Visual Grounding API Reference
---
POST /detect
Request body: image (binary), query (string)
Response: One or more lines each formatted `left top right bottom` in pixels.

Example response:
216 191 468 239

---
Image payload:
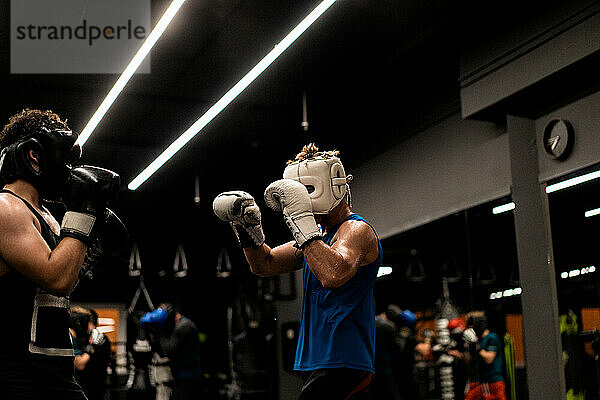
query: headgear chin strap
0 127 81 198
283 155 353 214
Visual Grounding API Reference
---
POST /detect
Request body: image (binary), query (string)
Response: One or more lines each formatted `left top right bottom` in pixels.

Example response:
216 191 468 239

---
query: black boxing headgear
0 126 81 197
70 310 91 339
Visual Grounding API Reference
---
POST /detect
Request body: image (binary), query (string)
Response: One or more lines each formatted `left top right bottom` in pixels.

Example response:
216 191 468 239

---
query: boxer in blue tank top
214 143 382 399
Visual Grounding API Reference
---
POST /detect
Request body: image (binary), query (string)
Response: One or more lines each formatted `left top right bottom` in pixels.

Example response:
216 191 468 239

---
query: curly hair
287 143 340 165
70 305 91 316
0 108 70 149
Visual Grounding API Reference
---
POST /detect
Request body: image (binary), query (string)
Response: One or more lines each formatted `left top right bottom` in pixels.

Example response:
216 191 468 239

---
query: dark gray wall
460 1 600 117
351 113 509 239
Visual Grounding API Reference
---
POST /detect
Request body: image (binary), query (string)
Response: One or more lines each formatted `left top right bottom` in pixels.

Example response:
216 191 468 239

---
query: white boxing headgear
283 155 352 214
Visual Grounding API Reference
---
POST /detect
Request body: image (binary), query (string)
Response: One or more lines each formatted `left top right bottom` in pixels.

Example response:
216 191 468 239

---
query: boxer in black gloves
0 109 119 399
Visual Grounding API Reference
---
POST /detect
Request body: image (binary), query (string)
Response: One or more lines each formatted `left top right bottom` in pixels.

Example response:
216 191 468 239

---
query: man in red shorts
464 315 506 400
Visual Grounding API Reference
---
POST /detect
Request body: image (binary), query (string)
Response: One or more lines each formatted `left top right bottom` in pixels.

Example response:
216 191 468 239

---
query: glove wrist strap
61 211 96 243
231 223 265 248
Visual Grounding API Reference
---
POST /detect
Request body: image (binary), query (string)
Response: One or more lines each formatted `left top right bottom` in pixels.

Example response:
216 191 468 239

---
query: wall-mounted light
96 316 116 334
545 169 600 193
493 168 600 215
98 318 115 325
560 265 596 279
490 287 522 300
492 202 515 215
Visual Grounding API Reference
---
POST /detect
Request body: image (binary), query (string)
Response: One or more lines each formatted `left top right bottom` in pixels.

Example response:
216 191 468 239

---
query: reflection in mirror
548 165 600 399
375 197 526 399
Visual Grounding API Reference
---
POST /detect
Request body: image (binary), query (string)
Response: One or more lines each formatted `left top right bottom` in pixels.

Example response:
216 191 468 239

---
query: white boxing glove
213 191 265 248
264 179 321 248
90 328 107 346
463 328 478 343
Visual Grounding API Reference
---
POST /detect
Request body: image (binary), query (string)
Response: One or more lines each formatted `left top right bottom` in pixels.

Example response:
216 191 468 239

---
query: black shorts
298 368 373 400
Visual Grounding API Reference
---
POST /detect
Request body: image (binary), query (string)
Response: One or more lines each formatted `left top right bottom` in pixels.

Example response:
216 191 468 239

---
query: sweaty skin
244 199 379 288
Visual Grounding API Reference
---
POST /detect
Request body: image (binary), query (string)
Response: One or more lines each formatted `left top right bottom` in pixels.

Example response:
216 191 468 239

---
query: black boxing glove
60 166 120 244
78 209 130 280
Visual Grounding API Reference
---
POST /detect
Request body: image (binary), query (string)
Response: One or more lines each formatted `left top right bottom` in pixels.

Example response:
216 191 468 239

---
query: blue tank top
294 213 382 373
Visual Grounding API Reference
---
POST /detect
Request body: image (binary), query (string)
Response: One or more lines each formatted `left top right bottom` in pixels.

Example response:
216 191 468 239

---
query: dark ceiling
0 0 461 303
0 0 460 194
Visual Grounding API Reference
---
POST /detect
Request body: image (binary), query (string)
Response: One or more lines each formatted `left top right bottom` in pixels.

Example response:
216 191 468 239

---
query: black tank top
0 189 73 357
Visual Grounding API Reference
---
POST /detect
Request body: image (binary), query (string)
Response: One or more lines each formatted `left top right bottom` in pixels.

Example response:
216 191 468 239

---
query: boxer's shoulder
0 192 37 225
335 219 377 242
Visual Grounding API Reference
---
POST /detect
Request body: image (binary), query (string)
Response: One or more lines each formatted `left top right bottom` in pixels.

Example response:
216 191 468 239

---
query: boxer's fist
89 328 106 346
213 191 265 248
264 179 321 248
463 328 478 343
79 208 130 280
61 166 120 244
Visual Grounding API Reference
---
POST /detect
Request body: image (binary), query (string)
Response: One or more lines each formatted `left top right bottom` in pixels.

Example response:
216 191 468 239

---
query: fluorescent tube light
585 207 600 218
128 0 339 190
492 202 515 214
76 0 187 148
493 168 600 215
546 169 600 193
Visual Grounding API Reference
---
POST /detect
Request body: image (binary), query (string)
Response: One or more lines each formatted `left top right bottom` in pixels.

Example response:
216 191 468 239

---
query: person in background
464 315 506 400
391 307 418 400
141 302 203 400
374 306 401 400
70 306 112 400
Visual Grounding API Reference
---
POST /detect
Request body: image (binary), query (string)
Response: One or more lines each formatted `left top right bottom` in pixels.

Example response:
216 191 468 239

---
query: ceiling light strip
585 207 600 218
128 0 339 190
76 0 187 148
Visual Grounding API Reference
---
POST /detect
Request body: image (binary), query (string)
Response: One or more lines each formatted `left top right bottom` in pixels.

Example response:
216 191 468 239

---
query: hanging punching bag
127 311 156 400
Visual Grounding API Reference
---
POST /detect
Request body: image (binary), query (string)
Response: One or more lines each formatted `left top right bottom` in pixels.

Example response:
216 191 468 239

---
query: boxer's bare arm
74 353 91 371
244 241 303 277
302 220 378 289
0 195 86 295
479 348 497 364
